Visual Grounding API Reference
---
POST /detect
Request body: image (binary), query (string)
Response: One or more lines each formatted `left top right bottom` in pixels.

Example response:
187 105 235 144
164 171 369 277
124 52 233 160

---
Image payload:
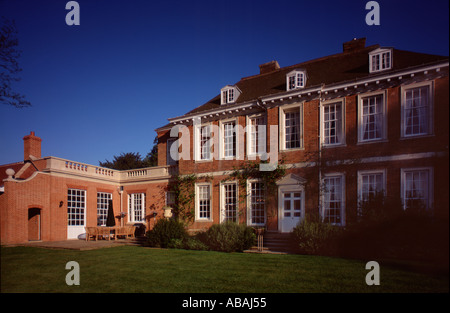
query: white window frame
357 169 386 213
401 81 434 138
246 113 266 157
247 179 266 226
68 188 86 226
195 183 212 221
286 70 306 91
369 48 392 73
128 193 146 223
97 192 112 226
279 103 303 151
401 167 433 211
358 90 387 143
219 118 238 160
321 173 345 226
220 181 239 223
194 123 213 162
221 86 240 105
321 98 346 147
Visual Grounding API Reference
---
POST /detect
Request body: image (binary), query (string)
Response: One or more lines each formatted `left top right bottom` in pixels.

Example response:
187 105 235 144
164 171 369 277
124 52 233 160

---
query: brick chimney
343 38 366 53
23 131 42 161
259 60 280 74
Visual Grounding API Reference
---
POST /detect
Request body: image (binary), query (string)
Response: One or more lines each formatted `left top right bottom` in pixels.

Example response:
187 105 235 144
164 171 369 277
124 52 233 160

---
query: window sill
357 139 388 145
280 147 304 152
399 133 434 140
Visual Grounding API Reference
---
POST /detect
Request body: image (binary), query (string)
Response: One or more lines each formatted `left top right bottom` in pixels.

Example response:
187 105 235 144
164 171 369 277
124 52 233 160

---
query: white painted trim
278 181 305 233
127 192 146 223
400 167 434 210
279 102 304 151
400 80 434 138
369 48 393 73
246 113 267 158
219 181 239 223
357 169 387 212
195 182 213 222
357 90 388 143
320 98 346 147
219 117 239 160
246 179 266 227
321 172 346 226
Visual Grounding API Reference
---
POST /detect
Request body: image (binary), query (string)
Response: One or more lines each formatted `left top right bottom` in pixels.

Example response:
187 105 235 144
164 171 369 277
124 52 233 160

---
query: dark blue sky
1 0 448 166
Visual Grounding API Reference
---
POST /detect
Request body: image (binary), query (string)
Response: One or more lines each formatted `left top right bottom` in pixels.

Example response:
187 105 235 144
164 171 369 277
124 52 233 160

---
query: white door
281 191 303 232
67 189 86 239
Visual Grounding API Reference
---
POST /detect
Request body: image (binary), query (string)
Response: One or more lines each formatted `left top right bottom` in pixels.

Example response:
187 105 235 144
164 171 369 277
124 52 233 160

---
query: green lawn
1 245 448 293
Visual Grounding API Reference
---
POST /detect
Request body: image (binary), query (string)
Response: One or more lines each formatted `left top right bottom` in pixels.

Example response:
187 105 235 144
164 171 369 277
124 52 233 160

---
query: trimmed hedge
146 219 188 248
199 222 256 252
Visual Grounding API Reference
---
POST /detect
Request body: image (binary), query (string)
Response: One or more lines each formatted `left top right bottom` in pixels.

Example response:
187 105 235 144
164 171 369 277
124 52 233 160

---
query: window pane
362 95 383 140
404 170 429 210
323 176 343 225
97 192 112 226
223 183 237 222
285 110 301 149
404 86 430 136
68 189 86 226
223 122 236 158
324 102 342 145
198 185 211 219
250 182 265 225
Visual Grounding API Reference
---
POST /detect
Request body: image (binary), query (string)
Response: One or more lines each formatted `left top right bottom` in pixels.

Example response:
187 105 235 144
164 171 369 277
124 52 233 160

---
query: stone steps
245 231 299 254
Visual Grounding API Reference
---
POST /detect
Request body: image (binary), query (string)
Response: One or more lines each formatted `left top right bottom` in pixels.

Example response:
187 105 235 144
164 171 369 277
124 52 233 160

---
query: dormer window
369 48 392 73
286 70 306 91
221 85 240 105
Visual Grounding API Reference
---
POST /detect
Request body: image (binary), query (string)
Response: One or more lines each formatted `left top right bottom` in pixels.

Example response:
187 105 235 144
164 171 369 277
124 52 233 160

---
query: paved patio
8 239 138 251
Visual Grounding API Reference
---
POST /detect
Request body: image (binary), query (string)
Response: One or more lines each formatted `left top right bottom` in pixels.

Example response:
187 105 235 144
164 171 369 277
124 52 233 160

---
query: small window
221 86 240 104
369 48 392 73
286 70 306 91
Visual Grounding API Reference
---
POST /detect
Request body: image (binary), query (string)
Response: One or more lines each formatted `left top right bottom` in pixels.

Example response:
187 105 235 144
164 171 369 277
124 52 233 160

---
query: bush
292 215 342 256
146 218 188 248
201 222 256 252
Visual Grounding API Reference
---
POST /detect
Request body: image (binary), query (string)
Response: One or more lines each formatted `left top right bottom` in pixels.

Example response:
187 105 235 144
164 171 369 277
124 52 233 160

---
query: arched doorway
28 208 41 241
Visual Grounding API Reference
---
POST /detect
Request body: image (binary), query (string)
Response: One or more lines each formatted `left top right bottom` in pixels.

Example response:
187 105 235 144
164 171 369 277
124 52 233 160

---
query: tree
99 136 158 170
99 152 147 170
0 17 30 108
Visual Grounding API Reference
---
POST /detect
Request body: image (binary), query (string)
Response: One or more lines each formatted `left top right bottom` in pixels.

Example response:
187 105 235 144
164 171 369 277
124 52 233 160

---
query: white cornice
163 61 448 126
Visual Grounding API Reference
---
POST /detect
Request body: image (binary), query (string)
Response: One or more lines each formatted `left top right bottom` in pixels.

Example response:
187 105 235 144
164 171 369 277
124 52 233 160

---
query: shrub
201 222 256 252
146 218 188 248
292 215 342 256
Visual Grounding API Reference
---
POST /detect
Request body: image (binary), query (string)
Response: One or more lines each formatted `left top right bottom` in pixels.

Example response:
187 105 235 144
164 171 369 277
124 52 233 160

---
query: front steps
245 231 300 254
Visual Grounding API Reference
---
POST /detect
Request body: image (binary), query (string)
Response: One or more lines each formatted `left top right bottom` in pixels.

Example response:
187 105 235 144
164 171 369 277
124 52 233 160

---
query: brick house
1 38 448 245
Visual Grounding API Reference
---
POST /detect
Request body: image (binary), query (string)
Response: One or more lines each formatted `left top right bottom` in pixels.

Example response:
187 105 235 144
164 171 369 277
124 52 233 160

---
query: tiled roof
157 39 448 130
